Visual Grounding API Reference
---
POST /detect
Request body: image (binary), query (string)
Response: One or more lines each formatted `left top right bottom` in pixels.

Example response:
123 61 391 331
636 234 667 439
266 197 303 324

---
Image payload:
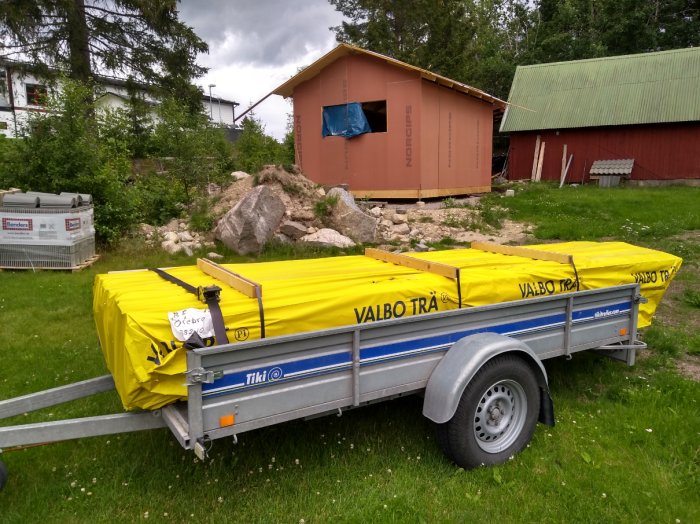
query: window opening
361 100 387 133
322 100 387 138
25 84 48 106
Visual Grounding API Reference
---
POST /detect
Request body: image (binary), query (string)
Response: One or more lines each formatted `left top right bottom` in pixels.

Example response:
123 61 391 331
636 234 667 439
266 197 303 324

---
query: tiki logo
245 366 283 386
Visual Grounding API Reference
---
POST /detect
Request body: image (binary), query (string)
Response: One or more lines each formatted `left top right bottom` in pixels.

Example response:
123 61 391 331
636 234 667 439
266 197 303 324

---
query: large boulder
327 187 378 243
214 185 286 255
299 228 356 248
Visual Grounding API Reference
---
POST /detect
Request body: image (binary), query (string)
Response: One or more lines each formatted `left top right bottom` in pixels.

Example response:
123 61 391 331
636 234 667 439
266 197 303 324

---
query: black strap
206 295 229 344
572 260 581 291
255 290 266 338
456 269 463 309
151 267 196 294
150 268 230 345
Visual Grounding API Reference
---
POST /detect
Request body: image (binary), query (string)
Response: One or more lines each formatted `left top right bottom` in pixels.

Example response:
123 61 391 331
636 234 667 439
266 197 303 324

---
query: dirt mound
214 165 323 226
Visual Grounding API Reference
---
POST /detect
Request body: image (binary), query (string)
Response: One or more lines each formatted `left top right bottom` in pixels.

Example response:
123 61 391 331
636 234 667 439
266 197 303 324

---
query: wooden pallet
0 255 100 272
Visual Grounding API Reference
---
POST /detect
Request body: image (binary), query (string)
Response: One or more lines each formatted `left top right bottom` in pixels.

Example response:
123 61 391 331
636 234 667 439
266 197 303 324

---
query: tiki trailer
0 241 681 490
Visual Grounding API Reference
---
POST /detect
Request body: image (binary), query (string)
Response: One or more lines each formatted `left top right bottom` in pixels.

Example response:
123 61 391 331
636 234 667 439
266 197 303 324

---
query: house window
0 71 8 107
25 84 48 106
361 100 387 133
322 100 387 138
0 121 7 130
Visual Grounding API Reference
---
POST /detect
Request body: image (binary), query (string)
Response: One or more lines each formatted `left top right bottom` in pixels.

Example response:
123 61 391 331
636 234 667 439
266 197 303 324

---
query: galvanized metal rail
176 283 644 451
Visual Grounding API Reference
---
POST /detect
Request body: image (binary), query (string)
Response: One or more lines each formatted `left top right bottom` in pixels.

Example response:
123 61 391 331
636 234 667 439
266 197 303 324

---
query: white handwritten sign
167 308 215 342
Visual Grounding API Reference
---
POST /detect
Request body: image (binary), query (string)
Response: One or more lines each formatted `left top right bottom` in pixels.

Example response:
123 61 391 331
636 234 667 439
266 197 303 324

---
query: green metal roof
500 47 700 133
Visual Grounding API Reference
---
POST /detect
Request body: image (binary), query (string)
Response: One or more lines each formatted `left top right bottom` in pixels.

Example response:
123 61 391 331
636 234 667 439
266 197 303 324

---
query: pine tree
0 0 207 107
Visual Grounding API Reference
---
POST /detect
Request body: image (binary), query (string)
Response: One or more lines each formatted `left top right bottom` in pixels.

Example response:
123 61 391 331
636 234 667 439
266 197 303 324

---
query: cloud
179 0 345 140
199 61 298 139
178 0 343 67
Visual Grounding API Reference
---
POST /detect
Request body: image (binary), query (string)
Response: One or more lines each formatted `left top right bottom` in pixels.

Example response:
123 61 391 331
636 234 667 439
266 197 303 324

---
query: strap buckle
197 285 221 304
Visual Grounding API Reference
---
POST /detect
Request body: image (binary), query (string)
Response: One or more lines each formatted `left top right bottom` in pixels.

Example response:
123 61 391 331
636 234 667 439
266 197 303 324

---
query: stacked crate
0 191 96 270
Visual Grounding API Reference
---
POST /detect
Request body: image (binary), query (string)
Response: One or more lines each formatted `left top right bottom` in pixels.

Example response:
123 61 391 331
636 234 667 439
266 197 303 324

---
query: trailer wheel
436 354 539 469
0 460 7 491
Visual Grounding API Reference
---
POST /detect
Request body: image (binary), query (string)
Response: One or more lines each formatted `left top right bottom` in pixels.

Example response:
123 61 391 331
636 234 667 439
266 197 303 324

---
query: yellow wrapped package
93 241 681 410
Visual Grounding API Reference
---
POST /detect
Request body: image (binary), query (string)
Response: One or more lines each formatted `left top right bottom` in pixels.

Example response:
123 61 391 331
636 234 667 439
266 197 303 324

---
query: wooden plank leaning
560 144 568 182
560 154 574 188
364 248 459 279
531 134 541 180
197 258 262 298
535 141 546 182
470 241 573 265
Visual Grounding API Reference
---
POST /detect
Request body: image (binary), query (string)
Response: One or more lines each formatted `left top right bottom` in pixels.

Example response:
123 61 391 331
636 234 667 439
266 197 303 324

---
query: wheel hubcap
473 379 527 453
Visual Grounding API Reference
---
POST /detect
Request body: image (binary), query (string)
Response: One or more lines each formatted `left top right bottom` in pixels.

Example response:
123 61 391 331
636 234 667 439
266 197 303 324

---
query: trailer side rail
179 284 641 448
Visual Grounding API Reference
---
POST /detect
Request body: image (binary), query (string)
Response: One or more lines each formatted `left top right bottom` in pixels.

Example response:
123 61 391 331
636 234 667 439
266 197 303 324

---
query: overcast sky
178 0 345 140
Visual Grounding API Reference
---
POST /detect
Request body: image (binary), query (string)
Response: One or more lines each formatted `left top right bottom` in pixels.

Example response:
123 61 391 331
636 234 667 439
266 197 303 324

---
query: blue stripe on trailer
359 312 566 362
202 352 351 396
359 302 630 364
201 301 631 399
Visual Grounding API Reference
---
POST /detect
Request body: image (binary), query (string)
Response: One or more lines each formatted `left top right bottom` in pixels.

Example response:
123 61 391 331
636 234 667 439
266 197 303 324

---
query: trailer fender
422 332 553 425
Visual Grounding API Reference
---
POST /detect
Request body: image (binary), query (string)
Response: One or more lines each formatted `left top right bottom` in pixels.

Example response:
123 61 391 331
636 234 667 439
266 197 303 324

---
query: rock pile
140 221 215 256
141 164 530 257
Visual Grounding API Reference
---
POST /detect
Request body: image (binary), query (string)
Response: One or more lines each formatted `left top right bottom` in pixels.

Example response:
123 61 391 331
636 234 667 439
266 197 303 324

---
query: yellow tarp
93 241 681 410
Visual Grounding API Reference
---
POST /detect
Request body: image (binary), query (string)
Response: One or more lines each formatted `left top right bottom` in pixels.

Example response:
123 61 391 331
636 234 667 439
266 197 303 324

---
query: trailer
0 282 647 491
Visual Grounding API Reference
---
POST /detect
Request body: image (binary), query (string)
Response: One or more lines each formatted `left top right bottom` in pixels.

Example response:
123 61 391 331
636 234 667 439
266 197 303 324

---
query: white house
0 61 239 138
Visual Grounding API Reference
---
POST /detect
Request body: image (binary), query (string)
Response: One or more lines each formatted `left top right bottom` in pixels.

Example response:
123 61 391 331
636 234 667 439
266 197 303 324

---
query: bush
134 172 186 225
282 113 296 165
233 115 286 173
313 194 339 221
0 80 136 244
150 98 234 204
189 197 215 232
0 83 237 241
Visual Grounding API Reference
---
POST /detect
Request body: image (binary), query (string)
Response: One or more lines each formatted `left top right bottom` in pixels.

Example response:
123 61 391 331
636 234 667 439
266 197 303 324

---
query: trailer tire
0 460 7 491
436 354 539 469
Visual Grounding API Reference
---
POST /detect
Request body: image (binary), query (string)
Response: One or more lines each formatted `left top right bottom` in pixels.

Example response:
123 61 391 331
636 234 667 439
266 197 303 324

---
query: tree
461 0 540 98
532 0 700 63
233 115 287 174
330 0 475 78
0 0 207 106
329 0 537 98
329 0 700 99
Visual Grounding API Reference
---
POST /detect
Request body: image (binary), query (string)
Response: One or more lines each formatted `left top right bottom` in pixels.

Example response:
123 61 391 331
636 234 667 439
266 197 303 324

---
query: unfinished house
273 44 505 198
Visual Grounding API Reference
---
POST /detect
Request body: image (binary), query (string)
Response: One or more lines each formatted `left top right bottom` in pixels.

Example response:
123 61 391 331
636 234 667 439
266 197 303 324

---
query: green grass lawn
487 183 700 241
1 184 699 523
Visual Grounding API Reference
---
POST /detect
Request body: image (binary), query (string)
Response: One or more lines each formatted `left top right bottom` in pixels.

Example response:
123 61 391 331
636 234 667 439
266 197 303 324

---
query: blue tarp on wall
322 103 371 138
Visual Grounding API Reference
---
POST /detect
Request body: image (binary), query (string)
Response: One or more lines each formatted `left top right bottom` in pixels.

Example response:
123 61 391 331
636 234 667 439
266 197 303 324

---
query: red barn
273 44 505 199
500 47 700 185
